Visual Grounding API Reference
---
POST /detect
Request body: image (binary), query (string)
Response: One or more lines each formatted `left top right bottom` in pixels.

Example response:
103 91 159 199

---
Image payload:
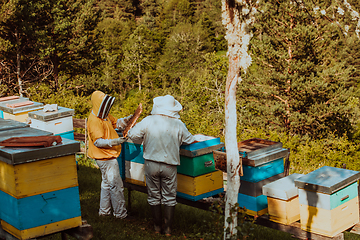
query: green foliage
239 0 359 139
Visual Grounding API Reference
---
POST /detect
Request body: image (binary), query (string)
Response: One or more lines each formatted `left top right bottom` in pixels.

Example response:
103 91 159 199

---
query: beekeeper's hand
117 115 133 130
110 137 127 146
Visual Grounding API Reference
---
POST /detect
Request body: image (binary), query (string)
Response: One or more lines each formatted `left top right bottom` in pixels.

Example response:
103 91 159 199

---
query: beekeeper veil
151 95 182 119
91 91 115 119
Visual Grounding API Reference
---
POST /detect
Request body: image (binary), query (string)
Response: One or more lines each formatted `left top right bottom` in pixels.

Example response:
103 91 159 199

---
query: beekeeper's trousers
145 160 177 206
96 158 127 218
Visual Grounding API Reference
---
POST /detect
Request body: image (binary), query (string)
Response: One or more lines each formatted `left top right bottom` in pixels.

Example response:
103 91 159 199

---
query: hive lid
0 96 28 102
180 134 224 158
0 118 29 132
238 138 282 157
216 138 288 167
28 106 75 121
0 137 80 165
263 173 304 200
0 127 52 143
0 100 43 114
294 166 360 194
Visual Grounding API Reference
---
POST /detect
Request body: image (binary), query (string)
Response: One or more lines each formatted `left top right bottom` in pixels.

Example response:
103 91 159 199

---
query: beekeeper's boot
163 205 175 236
150 204 162 234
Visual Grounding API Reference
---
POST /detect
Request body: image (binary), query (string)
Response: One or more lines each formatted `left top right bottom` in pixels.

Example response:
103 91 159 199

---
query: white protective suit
128 95 195 206
87 90 130 219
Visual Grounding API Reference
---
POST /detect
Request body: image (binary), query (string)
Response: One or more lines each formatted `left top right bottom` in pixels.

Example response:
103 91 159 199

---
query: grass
38 155 360 240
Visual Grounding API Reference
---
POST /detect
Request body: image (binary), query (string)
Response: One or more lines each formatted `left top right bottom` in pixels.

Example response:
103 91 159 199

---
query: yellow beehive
177 170 223 196
1 217 82 240
262 174 304 224
267 196 300 224
0 154 78 198
300 196 359 237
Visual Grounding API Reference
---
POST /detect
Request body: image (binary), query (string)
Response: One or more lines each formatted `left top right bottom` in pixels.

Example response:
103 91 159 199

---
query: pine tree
238 0 358 138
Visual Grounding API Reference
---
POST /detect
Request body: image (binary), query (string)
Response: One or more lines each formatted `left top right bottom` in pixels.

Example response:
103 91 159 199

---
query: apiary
294 166 360 237
28 106 75 140
0 131 82 240
214 138 289 216
262 173 304 224
0 96 29 119
0 99 43 122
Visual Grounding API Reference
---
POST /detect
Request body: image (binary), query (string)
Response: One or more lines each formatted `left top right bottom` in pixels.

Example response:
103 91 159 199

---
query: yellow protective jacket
87 91 121 160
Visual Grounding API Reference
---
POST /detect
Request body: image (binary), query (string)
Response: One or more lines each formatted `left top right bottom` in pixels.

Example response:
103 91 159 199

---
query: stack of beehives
214 138 289 216
0 118 82 240
294 166 360 237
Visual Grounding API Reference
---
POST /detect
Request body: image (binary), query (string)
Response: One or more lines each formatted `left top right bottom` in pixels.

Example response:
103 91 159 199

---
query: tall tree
122 24 163 91
238 0 358 139
0 0 52 95
221 0 256 238
36 0 100 90
0 0 100 95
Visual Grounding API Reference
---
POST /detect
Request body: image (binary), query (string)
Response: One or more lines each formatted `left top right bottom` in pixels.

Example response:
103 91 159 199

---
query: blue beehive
216 138 289 216
0 132 82 240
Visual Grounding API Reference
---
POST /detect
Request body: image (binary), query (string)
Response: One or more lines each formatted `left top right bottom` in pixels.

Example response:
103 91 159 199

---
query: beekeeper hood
150 95 182 119
91 90 115 119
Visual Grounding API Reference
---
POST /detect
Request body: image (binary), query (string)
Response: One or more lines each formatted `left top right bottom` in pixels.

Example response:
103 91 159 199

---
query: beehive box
239 173 283 197
177 170 224 201
0 96 29 119
0 154 78 198
178 134 223 176
0 187 82 239
263 173 304 224
295 166 360 237
178 153 216 177
118 139 145 183
237 193 268 216
241 158 284 183
125 160 146 186
0 99 43 122
0 137 82 239
28 107 75 138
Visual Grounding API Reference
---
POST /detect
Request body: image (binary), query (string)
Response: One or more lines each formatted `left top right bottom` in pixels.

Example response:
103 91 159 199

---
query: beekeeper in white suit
87 90 132 219
128 95 195 236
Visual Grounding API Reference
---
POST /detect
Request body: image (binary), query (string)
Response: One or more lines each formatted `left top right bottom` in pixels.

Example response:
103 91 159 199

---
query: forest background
1 0 360 175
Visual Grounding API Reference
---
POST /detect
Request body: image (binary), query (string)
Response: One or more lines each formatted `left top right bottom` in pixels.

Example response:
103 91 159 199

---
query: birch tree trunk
15 28 23 97
222 0 257 238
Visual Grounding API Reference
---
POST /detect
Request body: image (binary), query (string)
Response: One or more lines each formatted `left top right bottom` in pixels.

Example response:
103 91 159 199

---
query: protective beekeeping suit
128 95 195 236
87 90 131 219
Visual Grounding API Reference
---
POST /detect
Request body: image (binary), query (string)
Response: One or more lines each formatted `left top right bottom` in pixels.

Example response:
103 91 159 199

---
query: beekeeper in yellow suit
128 95 195 236
87 90 132 219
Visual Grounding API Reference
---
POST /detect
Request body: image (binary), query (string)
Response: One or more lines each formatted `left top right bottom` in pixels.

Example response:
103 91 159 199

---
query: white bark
15 28 23 97
222 0 257 239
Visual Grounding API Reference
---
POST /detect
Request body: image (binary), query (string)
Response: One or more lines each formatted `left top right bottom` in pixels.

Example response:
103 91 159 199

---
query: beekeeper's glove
94 137 127 148
110 137 127 146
